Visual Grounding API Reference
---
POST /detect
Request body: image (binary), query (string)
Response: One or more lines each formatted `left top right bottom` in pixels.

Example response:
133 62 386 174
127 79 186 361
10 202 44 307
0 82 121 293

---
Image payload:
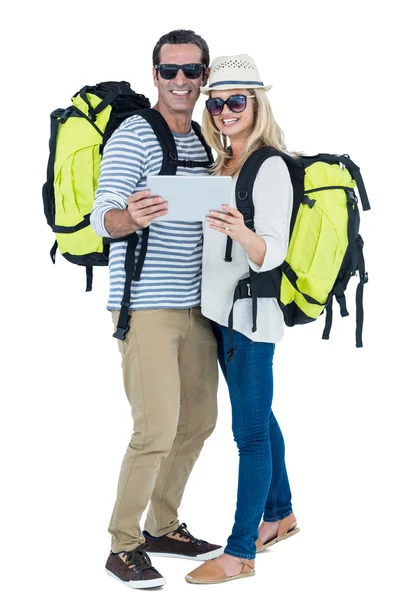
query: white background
1 1 399 599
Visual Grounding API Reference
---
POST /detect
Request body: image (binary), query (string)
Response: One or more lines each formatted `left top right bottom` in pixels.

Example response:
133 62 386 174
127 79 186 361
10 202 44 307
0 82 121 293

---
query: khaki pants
109 307 218 553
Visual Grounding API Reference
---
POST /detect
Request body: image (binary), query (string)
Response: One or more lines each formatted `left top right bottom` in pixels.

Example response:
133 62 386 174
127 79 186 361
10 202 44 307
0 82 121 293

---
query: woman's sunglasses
155 63 206 80
205 94 255 116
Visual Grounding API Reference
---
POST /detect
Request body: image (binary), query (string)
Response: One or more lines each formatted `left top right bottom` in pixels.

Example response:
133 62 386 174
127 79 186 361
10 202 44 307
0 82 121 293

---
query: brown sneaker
143 522 223 561
105 545 166 589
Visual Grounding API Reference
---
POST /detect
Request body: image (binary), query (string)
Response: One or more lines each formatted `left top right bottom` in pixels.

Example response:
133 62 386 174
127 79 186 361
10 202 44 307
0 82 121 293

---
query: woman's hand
206 205 253 245
206 204 267 267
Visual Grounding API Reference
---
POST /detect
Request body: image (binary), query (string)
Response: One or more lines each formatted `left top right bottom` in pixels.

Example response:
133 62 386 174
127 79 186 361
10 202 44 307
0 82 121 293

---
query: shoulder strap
135 108 178 176
112 110 211 341
337 154 371 212
223 147 278 264
236 147 284 231
113 108 177 340
191 120 214 165
45 109 64 221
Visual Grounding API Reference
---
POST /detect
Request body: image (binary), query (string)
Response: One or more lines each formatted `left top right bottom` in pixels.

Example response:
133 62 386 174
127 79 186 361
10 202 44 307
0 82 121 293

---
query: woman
185 55 299 585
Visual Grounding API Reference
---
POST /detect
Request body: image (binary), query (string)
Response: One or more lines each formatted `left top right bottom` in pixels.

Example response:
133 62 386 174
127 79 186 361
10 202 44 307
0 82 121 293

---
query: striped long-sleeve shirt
90 114 210 311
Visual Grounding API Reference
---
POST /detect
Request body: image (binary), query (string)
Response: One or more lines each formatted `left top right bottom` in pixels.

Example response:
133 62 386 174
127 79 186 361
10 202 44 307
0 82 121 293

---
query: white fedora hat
201 54 272 94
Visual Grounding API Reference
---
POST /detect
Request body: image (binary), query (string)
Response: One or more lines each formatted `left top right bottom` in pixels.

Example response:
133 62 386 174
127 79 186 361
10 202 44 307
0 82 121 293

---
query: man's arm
104 191 169 237
104 208 138 237
90 122 167 238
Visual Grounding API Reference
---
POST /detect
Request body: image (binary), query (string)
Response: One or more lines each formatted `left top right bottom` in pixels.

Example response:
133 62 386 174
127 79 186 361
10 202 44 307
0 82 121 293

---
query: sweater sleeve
247 155 293 273
90 121 147 238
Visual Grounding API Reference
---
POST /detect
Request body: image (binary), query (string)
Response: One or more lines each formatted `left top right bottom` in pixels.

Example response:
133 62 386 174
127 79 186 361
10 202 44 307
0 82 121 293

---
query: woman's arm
247 155 293 271
206 156 293 268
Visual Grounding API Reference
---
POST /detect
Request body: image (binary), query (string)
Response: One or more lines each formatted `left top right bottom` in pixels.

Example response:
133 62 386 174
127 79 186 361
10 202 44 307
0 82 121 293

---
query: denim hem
225 546 256 560
263 508 293 523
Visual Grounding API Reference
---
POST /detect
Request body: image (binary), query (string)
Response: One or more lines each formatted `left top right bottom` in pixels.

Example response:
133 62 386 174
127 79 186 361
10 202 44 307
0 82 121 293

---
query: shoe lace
175 522 203 545
123 546 153 570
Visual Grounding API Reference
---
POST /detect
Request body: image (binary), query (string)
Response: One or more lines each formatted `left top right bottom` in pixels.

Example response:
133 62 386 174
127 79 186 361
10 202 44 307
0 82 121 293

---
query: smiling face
210 89 256 141
153 43 207 116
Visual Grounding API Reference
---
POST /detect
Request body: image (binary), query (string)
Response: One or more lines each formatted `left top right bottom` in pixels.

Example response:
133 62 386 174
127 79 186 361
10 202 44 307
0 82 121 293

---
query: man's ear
202 67 210 86
152 67 159 88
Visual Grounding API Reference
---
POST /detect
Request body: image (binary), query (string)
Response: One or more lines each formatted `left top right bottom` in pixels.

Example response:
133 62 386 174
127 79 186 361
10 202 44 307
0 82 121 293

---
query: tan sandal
256 513 300 553
185 558 255 584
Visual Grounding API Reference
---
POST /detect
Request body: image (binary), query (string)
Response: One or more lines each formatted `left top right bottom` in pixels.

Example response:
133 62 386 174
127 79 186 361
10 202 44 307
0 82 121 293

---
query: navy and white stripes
90 114 209 311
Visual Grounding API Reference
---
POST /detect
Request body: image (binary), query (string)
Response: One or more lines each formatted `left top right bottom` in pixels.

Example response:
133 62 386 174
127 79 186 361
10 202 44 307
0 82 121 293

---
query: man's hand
127 190 168 228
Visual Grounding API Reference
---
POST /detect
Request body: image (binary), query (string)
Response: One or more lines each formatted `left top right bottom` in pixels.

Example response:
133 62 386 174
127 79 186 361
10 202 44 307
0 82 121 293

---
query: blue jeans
212 322 293 559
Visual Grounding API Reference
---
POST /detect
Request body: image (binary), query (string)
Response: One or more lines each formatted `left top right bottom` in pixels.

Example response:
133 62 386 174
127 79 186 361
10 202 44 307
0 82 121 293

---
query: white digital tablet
146 175 232 222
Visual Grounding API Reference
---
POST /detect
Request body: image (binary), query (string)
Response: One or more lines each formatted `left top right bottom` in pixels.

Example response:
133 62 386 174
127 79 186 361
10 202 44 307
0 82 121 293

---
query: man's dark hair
152 29 210 67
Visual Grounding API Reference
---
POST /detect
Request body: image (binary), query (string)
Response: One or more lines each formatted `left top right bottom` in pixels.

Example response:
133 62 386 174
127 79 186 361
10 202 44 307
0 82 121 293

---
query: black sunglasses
155 63 206 80
205 94 255 116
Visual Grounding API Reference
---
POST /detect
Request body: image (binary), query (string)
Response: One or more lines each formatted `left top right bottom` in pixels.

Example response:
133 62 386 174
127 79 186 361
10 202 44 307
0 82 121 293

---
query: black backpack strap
191 120 214 166
322 297 334 340
43 109 63 264
85 266 93 292
227 276 252 362
50 240 58 264
43 108 63 232
355 235 368 348
132 227 149 282
79 85 120 121
236 147 280 230
137 110 212 170
136 108 179 175
131 108 180 284
224 147 285 265
345 189 361 274
113 233 140 340
113 108 179 341
46 110 62 205
224 147 285 348
112 110 214 341
336 155 371 212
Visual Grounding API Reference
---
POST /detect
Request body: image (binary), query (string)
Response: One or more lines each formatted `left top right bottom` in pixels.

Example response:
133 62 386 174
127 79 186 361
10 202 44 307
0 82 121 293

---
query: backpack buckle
360 272 368 284
113 311 131 340
346 190 358 204
113 323 130 341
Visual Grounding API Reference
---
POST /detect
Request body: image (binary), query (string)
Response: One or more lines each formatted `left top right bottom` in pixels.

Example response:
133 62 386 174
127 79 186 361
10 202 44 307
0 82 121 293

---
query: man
90 30 221 590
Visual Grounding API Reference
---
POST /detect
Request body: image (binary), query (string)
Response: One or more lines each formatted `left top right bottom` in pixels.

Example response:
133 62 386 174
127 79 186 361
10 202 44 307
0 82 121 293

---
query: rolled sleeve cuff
247 235 287 273
90 193 128 238
90 208 115 238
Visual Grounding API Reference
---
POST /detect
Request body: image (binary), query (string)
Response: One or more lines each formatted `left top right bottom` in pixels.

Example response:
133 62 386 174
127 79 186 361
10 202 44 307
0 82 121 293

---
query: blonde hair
202 88 291 177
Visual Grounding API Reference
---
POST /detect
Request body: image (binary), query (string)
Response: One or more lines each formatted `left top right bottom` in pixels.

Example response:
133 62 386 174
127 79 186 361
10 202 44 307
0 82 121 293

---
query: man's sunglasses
205 94 255 116
155 63 206 80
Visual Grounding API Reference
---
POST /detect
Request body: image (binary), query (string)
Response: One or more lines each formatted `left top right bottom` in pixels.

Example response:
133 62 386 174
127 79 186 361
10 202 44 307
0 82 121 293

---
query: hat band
209 79 264 88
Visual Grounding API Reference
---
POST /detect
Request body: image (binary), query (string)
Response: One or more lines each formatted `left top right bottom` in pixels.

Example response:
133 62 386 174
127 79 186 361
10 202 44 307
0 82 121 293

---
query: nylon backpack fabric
226 147 370 355
42 84 213 305
42 81 150 290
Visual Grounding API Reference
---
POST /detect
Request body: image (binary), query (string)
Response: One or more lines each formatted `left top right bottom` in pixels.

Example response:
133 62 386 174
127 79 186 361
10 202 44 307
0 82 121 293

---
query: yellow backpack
42 81 150 290
226 148 370 357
